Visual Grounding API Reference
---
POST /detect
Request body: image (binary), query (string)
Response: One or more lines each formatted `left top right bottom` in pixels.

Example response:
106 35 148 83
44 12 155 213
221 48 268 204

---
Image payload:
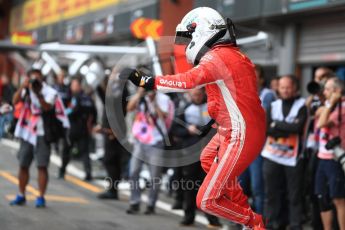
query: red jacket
155 44 266 141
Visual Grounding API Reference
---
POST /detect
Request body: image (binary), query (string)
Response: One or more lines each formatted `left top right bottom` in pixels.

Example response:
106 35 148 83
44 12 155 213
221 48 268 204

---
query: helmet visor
174 31 192 45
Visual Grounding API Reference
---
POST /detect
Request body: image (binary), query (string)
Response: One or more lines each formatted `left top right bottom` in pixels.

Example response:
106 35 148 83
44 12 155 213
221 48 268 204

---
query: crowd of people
0 64 345 229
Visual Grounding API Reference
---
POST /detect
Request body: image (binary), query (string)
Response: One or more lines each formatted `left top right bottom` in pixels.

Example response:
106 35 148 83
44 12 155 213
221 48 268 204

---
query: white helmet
175 7 234 65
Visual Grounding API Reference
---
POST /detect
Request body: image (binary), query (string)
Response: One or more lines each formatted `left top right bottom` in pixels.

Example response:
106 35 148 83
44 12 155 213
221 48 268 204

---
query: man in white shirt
10 69 58 208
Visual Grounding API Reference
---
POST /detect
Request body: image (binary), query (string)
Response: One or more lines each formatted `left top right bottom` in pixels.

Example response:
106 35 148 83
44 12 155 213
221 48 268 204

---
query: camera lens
307 81 321 94
30 79 42 90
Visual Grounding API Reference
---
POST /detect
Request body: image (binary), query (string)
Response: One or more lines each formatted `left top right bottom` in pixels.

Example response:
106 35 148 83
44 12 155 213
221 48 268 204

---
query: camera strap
338 100 342 136
141 98 171 147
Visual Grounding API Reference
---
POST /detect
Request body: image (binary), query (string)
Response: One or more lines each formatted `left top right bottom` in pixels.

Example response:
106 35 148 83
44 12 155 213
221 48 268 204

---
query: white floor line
0 139 217 228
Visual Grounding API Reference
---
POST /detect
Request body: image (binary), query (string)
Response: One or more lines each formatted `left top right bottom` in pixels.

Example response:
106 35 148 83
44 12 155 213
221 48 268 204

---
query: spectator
270 76 280 95
314 67 334 83
262 75 307 229
126 88 171 215
95 75 129 199
10 69 68 208
314 77 345 230
239 64 276 215
170 88 221 227
53 70 70 107
52 70 71 159
0 74 16 138
59 77 96 181
305 67 335 112
256 66 277 110
304 67 335 230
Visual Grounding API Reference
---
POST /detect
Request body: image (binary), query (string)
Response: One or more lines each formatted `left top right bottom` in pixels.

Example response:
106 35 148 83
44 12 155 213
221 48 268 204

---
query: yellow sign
62 0 88 21
90 0 120 11
40 0 60 26
11 32 36 45
10 0 125 32
22 0 40 30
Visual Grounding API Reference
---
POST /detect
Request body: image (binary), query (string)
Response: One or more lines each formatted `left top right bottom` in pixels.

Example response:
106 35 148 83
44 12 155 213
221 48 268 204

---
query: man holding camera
126 88 172 215
304 67 336 230
314 77 345 230
10 69 59 208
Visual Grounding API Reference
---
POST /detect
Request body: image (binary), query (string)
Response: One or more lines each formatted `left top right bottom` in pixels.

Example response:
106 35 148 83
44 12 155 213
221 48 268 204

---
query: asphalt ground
0 140 231 230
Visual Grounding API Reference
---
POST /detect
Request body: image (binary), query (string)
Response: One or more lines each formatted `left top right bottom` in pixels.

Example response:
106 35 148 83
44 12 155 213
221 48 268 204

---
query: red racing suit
154 44 266 227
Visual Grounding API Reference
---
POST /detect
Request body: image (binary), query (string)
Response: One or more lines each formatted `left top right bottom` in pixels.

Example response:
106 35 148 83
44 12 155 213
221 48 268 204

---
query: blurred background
0 0 343 89
1 1 345 230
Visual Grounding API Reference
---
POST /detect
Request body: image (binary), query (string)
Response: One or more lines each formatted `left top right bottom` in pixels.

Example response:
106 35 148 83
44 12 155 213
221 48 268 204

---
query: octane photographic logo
105 36 236 167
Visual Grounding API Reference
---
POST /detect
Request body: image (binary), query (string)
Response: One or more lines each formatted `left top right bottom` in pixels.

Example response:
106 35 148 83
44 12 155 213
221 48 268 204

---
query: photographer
304 67 335 230
126 88 173 215
306 67 334 116
314 77 345 230
10 69 61 208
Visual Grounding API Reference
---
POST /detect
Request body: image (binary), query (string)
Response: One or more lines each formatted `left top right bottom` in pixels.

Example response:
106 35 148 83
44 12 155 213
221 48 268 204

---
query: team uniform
124 7 267 228
154 44 266 227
